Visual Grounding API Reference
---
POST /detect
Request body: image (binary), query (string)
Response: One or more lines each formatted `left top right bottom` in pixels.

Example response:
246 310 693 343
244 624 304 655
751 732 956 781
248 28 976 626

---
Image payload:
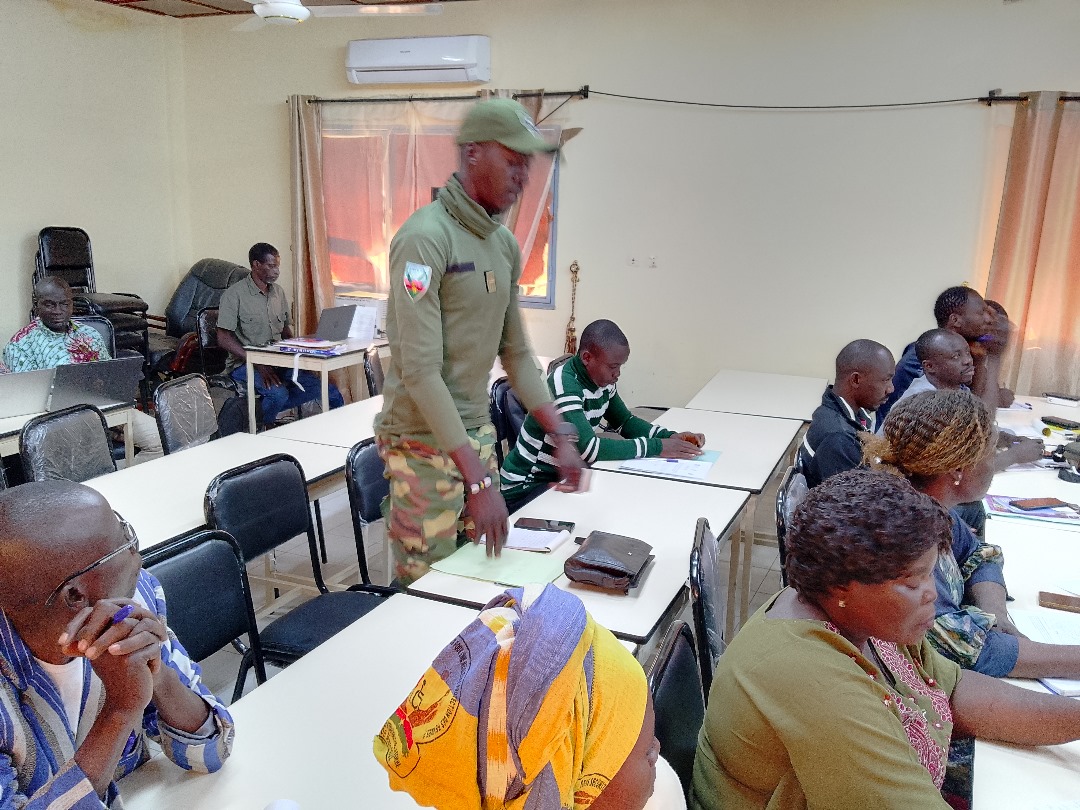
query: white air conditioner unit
346 35 491 85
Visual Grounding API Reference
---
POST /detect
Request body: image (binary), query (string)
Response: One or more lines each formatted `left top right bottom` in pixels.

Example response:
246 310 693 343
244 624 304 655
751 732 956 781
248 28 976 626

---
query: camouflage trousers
377 424 499 586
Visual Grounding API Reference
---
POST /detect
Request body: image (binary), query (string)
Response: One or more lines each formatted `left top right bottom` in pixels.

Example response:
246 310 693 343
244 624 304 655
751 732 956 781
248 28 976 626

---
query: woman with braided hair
864 388 1080 679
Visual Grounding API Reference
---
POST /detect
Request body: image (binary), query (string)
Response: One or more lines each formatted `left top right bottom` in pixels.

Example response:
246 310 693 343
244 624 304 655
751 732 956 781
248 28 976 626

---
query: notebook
48 357 144 411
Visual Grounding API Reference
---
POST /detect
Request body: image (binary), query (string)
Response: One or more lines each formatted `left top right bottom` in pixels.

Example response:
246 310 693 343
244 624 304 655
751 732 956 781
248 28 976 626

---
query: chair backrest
196 307 229 377
775 466 808 587
545 353 573 376
345 437 389 585
689 517 725 697
20 404 116 482
71 315 117 357
165 259 250 338
154 373 219 454
489 377 528 464
35 227 95 291
363 345 385 397
204 453 327 591
647 621 706 800
142 530 263 666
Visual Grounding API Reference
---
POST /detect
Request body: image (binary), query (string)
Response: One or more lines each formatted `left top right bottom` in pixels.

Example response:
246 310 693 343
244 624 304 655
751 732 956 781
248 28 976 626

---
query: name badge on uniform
485 270 496 293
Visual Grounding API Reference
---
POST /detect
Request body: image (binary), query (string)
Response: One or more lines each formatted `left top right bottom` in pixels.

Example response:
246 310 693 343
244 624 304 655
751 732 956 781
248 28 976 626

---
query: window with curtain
320 99 560 308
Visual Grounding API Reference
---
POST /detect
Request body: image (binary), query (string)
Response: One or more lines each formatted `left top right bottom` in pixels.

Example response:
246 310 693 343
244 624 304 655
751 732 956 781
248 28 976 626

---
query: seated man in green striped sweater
500 319 705 511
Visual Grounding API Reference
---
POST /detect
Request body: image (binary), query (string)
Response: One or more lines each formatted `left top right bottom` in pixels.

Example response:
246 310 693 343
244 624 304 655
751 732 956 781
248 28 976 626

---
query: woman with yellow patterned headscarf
374 583 662 809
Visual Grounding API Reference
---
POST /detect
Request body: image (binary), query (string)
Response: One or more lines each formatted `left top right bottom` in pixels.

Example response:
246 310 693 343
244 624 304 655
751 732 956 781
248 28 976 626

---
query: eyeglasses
44 512 140 608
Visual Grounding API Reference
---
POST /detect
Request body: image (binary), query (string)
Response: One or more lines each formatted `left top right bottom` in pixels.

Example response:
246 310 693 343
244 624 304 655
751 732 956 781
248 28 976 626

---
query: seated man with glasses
0 481 234 806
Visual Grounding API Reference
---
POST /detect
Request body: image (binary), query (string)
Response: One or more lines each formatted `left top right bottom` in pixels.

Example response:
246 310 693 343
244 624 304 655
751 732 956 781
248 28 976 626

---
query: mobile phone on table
1042 416 1080 431
513 517 576 533
1009 497 1071 511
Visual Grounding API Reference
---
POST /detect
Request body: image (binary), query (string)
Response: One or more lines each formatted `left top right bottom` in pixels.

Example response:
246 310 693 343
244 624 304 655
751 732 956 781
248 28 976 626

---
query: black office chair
363 345 385 398
775 465 808 587
20 404 116 483
689 517 725 698
154 373 219 454
196 307 231 379
647 620 706 800
142 530 266 704
545 353 573 376
345 438 390 586
204 454 395 677
489 377 528 465
70 315 116 357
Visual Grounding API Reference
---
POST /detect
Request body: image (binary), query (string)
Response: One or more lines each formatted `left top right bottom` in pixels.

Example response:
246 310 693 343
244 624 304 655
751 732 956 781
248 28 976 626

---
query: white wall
174 0 1080 404
8 0 1080 404
1 0 188 345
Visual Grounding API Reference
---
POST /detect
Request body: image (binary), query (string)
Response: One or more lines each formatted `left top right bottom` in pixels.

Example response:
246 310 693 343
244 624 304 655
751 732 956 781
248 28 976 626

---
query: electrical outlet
648 256 658 269
627 256 639 268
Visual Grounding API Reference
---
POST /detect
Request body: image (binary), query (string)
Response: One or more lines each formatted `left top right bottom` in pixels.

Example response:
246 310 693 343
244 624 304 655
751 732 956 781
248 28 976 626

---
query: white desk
987 466 1080 510
592 408 802 495
685 369 828 422
264 395 383 449
409 470 748 644
244 339 370 433
118 594 478 810
0 404 135 464
84 432 348 551
592 408 801 639
972 518 1080 808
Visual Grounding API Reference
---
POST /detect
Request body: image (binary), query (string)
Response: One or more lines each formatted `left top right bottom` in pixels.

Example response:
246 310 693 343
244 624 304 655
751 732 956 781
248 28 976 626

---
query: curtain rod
980 91 1080 105
307 86 589 104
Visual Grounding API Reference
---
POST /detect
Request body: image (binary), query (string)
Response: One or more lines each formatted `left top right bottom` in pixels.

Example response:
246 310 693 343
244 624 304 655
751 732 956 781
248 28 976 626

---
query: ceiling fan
237 1 444 29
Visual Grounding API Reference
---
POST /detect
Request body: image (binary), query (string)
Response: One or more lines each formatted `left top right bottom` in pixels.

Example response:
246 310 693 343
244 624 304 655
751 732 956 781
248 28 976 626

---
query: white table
244 339 370 433
593 408 802 637
685 369 828 422
0 404 135 464
264 395 382 449
972 517 1080 807
409 470 748 644
118 594 479 810
84 432 348 551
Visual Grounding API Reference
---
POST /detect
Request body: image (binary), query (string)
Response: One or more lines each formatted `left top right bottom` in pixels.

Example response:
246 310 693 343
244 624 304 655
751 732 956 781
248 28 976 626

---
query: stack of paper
430 543 566 587
503 527 571 553
621 449 720 481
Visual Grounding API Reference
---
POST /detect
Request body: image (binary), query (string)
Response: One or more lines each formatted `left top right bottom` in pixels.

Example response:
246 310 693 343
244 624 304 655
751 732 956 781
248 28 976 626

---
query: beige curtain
288 94 363 403
985 91 1080 396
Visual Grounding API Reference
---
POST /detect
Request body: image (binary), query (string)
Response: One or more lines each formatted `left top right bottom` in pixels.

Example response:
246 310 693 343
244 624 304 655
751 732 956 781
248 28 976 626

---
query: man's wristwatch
466 476 494 497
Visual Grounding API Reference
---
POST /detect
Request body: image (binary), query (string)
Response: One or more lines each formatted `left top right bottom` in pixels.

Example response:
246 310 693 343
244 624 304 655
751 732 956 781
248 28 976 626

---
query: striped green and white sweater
500 355 674 498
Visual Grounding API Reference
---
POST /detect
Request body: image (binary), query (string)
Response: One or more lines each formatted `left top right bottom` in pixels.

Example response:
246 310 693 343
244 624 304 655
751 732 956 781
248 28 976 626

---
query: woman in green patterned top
691 469 1080 810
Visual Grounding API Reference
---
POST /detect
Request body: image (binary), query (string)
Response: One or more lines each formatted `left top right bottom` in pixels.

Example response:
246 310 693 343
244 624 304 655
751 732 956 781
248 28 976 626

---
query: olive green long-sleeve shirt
375 173 551 451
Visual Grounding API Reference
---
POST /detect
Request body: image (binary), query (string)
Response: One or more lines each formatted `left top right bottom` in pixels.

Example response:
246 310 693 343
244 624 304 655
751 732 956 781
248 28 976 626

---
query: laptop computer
48 357 145 412
314 305 357 342
0 368 55 419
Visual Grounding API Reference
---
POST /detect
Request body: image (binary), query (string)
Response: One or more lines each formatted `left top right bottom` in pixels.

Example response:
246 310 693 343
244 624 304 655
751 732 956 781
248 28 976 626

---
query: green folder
430 543 566 587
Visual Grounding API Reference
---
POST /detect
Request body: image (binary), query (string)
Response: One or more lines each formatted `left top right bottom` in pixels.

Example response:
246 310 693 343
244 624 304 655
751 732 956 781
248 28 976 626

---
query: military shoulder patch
403 262 432 301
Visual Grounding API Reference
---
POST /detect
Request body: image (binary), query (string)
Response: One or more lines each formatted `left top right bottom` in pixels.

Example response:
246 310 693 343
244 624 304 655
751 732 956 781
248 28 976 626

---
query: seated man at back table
877 284 1002 422
799 339 894 488
2 277 163 463
216 242 344 431
0 481 233 806
500 319 704 511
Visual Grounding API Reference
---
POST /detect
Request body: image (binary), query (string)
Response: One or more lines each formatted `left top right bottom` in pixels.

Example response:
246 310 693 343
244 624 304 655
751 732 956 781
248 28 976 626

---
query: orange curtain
288 94 362 403
985 91 1080 396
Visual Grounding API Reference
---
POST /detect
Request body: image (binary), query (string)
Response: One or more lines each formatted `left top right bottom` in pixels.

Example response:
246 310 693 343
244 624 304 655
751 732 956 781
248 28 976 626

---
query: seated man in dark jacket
800 339 894 488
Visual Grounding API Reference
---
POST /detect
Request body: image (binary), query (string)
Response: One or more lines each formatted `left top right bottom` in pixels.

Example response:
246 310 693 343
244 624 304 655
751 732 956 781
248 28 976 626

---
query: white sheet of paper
348 304 378 342
1010 609 1080 696
503 527 571 553
620 456 712 481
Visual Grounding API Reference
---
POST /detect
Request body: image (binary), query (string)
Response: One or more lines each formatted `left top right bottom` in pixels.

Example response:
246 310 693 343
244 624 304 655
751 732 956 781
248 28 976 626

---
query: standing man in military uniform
375 99 584 584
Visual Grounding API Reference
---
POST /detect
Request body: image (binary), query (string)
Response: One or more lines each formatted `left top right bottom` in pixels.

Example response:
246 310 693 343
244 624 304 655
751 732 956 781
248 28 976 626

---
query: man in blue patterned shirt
0 481 233 807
